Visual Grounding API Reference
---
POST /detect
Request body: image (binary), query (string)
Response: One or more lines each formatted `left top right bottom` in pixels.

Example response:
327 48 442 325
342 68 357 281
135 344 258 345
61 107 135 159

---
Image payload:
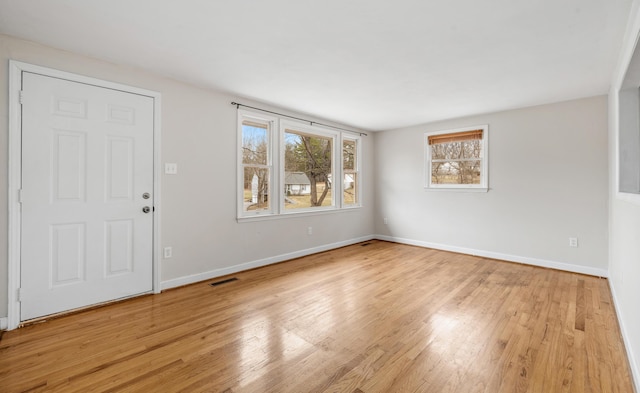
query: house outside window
284 172 311 196
425 125 488 192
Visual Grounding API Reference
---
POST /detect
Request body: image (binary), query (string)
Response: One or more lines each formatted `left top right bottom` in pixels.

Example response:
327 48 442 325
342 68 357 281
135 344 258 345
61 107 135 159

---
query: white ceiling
0 0 633 131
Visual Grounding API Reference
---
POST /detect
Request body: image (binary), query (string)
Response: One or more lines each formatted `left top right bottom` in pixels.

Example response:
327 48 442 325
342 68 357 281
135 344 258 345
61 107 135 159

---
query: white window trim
237 110 362 221
424 125 489 192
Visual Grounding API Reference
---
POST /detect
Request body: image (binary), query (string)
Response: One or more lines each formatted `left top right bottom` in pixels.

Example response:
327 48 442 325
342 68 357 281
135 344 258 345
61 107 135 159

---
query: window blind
428 129 483 145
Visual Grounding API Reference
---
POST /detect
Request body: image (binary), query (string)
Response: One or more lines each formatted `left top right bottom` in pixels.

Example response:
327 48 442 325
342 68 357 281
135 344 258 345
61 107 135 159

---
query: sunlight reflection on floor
238 315 313 388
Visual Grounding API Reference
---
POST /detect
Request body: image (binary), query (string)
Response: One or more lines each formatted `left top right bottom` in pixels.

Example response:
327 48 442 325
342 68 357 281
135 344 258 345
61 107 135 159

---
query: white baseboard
609 281 640 392
374 235 609 277
0 317 7 330
160 235 375 290
162 234 609 291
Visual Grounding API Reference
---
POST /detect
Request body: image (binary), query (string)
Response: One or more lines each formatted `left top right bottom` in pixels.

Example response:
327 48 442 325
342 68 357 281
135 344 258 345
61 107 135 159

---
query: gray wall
374 96 609 273
0 34 375 317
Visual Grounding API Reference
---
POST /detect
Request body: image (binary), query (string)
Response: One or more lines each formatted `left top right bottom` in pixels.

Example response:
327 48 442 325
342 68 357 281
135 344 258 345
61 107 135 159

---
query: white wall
374 96 609 276
609 0 640 388
0 34 375 318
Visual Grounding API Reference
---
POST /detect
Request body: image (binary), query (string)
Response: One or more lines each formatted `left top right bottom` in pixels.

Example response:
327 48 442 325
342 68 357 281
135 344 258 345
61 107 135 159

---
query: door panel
105 219 134 276
20 72 154 321
106 137 134 201
52 130 87 201
50 223 85 286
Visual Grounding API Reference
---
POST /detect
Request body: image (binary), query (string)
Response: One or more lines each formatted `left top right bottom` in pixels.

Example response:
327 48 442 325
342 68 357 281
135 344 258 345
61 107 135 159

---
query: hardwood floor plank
575 279 586 332
0 241 634 392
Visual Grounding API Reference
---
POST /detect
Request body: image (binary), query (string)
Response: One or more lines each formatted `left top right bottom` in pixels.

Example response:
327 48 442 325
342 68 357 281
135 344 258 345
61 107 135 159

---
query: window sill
616 191 640 206
424 187 489 193
237 205 362 223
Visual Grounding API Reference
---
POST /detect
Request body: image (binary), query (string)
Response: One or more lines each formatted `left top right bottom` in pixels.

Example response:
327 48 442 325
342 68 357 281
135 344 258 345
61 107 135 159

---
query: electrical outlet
164 163 178 174
569 237 578 248
384 217 388 225
164 247 173 258
307 226 313 235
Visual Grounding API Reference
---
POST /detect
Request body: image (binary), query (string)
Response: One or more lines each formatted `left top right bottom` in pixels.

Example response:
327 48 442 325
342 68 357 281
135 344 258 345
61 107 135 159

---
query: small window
425 125 488 191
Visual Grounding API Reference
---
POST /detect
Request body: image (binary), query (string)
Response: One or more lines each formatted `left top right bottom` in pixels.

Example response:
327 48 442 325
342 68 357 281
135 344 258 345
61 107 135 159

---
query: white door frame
7 60 162 330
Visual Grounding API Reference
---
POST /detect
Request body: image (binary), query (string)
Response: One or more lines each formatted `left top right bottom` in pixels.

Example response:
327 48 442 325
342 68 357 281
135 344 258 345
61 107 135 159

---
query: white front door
20 72 155 321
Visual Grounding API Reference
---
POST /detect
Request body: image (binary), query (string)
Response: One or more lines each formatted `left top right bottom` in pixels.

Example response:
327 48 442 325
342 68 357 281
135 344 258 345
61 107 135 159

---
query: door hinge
17 288 23 302
18 189 23 203
19 90 24 105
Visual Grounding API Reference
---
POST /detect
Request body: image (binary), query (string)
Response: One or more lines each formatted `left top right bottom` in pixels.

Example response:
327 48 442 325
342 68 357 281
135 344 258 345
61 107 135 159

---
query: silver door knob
142 192 151 199
142 206 151 213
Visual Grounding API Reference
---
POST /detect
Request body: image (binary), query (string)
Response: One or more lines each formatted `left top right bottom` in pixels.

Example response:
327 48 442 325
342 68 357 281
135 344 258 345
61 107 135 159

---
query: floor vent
209 277 238 287
361 242 372 247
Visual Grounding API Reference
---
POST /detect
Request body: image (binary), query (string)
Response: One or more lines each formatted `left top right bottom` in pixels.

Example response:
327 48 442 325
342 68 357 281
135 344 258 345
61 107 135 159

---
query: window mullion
432 158 482 163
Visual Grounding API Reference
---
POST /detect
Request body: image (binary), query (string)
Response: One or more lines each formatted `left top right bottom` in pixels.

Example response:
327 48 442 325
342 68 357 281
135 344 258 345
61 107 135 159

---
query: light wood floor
0 240 634 392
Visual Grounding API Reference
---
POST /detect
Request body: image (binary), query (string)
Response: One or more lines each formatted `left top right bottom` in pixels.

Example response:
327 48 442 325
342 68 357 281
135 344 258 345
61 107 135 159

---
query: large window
237 110 361 219
425 125 488 191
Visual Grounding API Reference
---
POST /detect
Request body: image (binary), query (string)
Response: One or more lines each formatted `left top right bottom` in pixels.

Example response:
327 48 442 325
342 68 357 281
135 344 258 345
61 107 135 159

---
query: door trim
7 60 162 330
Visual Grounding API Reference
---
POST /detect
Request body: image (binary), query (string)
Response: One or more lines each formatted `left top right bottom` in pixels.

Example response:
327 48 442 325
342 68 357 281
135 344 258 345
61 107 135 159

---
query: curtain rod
231 102 368 137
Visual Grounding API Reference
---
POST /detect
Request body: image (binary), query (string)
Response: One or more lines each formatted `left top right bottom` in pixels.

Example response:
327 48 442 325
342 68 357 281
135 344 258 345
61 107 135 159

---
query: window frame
237 110 362 221
424 125 489 192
